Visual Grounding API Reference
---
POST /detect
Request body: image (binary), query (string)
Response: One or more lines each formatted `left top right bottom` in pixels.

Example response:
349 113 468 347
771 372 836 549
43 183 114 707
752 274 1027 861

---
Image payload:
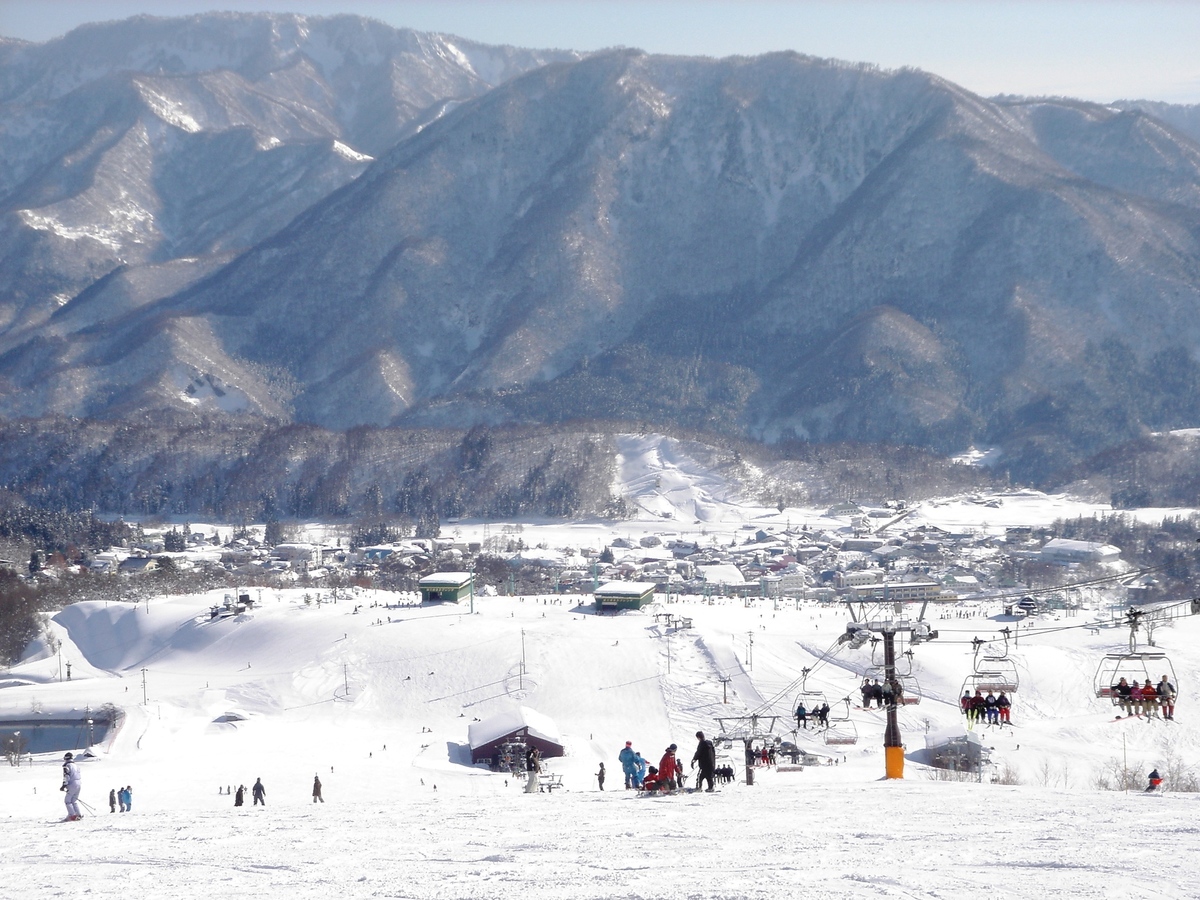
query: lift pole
881 625 903 779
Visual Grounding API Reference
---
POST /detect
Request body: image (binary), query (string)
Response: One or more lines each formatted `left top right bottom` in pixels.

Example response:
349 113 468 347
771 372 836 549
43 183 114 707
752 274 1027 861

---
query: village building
593 581 656 610
418 572 475 604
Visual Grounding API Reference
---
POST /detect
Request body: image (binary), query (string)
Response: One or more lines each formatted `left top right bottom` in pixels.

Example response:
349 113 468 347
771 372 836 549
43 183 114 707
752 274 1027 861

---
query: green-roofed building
418 571 474 604
593 581 656 611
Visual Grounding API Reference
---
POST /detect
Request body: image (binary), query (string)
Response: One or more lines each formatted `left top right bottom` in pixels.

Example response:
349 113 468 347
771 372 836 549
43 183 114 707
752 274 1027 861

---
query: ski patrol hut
418 571 474 604
468 706 565 764
593 581 655 611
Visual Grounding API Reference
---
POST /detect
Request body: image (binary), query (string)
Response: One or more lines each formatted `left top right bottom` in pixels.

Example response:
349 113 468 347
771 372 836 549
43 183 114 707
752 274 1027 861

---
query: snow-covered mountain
0 13 576 344
2 15 1200 483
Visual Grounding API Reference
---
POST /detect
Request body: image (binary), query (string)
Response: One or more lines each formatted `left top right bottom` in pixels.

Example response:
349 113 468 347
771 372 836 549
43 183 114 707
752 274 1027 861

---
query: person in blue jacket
634 752 648 789
618 741 638 789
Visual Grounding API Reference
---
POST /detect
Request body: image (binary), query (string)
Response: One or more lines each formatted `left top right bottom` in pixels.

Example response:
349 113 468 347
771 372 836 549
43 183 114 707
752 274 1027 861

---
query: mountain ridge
2 15 1200 486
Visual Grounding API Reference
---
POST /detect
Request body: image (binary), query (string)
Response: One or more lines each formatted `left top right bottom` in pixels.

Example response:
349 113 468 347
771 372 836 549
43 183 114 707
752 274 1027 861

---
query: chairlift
960 672 1016 701
974 658 1019 693
1093 652 1177 701
864 665 921 706
823 698 858 746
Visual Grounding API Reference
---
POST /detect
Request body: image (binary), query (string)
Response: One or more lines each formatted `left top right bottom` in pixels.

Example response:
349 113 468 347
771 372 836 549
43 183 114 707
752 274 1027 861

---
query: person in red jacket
658 744 680 791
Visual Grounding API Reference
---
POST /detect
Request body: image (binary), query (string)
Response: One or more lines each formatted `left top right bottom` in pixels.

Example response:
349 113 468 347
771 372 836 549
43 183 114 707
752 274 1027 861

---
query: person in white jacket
61 752 82 821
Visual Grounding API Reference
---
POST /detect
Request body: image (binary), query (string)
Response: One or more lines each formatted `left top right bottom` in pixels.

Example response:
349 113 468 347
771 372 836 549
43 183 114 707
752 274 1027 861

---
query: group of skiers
795 700 830 729
108 785 133 812
860 678 904 708
1111 676 1176 720
961 689 1012 725
616 732 717 794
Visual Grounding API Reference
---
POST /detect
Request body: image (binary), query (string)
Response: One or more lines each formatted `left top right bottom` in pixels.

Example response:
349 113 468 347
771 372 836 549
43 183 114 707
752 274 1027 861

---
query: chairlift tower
838 601 938 779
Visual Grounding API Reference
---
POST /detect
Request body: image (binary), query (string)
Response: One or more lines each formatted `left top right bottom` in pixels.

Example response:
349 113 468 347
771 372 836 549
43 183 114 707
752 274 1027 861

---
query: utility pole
343 663 350 697
141 667 148 705
720 675 731 704
520 630 526 689
748 633 754 671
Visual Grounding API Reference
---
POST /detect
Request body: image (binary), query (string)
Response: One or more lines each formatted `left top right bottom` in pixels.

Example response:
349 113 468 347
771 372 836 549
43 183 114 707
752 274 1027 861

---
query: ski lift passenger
881 680 895 707
1157 676 1176 720
1141 680 1159 718
1130 681 1146 717
961 691 972 717
1113 678 1134 716
996 692 1011 724
984 692 999 725
796 702 808 730
861 679 873 708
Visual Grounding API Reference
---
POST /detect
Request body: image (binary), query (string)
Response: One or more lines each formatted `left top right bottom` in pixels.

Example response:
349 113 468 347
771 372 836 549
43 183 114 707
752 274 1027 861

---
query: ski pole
78 799 96 814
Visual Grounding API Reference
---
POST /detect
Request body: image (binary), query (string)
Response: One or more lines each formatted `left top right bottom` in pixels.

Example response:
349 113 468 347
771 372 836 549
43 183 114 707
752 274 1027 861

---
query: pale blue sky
2 1 1198 103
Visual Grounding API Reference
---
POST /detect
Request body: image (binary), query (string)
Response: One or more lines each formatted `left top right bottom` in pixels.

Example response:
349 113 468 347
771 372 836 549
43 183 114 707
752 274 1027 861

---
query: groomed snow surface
3 585 1200 899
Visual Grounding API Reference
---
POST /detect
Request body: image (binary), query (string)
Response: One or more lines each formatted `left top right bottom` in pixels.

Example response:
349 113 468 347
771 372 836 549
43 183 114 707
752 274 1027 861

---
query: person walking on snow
252 778 266 806
692 731 717 793
312 775 324 803
234 784 245 807
596 762 605 790
60 752 82 821
109 788 117 813
619 741 638 789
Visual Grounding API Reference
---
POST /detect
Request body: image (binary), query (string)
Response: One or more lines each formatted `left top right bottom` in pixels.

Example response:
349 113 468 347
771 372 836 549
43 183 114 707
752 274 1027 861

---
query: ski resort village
3 436 1200 899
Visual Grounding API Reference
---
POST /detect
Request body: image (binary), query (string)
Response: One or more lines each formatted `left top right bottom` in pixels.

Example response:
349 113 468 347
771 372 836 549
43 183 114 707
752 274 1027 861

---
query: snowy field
4 434 1200 899
3 586 1200 900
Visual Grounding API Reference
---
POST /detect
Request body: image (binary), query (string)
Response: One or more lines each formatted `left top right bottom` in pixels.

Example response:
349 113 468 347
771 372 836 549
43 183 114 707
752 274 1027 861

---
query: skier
312 775 324 803
234 784 245 807
996 692 1012 724
596 761 605 791
691 731 716 793
252 777 266 806
60 752 83 821
1146 768 1163 792
619 741 638 789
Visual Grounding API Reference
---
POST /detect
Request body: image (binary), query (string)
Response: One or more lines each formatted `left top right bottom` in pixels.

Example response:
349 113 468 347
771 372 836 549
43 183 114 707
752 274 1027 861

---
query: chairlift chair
973 657 1019 693
1094 651 1177 701
823 699 858 746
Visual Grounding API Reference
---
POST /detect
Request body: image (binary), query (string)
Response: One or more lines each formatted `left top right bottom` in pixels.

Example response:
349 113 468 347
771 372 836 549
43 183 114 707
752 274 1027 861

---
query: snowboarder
692 731 716 793
1146 768 1163 792
619 741 637 789
60 752 82 821
312 775 324 803
234 785 245 807
596 762 605 791
252 777 266 806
